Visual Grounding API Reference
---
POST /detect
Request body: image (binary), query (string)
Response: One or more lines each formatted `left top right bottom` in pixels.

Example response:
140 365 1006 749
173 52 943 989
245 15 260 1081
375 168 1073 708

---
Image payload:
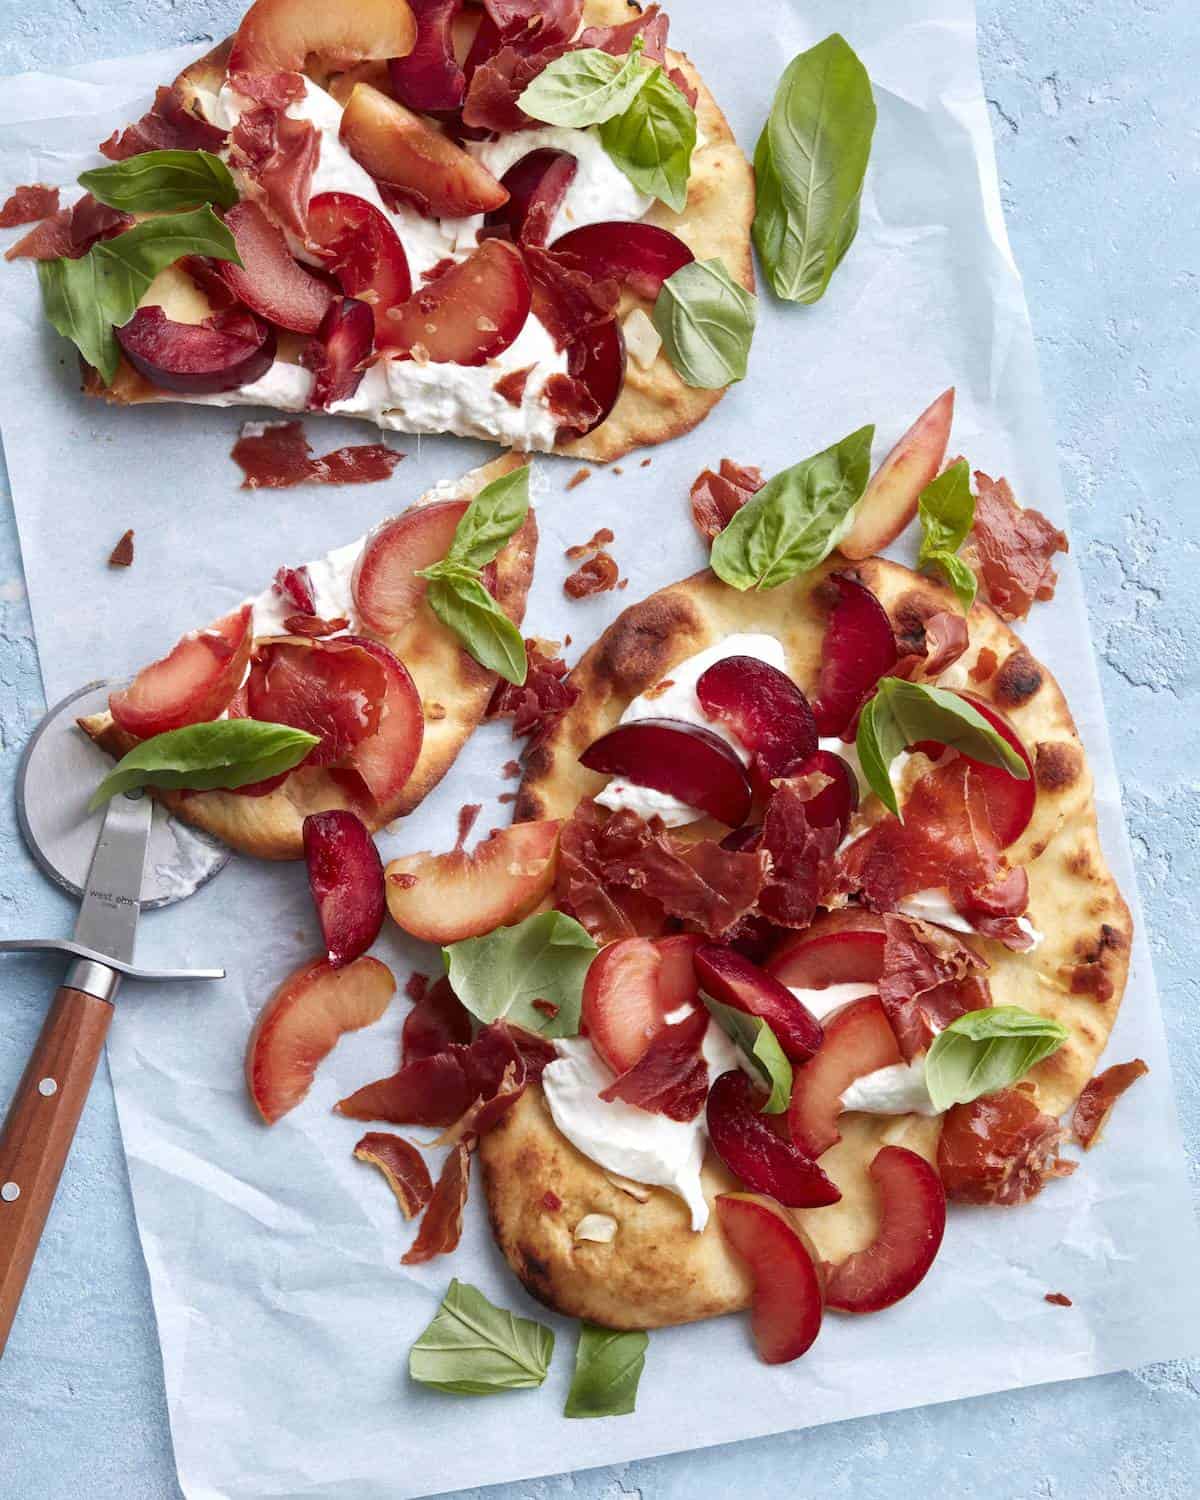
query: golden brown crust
78 454 534 860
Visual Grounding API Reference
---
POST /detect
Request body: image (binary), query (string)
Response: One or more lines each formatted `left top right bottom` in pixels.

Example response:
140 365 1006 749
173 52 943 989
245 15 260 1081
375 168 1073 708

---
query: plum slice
384 820 561 943
560 316 625 438
694 944 823 1062
388 0 465 111
340 82 507 218
707 1070 841 1208
784 748 859 838
340 636 424 807
302 295 374 408
787 995 902 1159
217 200 334 334
247 637 387 766
811 572 898 738
382 239 531 365
767 908 886 990
109 604 253 738
551 221 694 299
951 690 1035 848
245 954 395 1124
116 305 276 394
352 499 470 634
485 148 578 247
824 1146 946 1313
229 0 417 75
308 191 412 344
303 810 386 967
715 1193 825 1363
580 718 753 828
580 934 701 1076
695 654 817 791
839 389 955 561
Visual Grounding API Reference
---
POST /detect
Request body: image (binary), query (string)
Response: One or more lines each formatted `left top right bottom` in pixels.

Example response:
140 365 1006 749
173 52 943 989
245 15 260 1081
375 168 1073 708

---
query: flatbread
79 453 536 860
81 2 755 464
481 555 1131 1329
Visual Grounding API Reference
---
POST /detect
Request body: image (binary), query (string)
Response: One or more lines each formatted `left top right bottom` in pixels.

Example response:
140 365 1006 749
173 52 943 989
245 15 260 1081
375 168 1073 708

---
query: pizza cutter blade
0 680 228 1356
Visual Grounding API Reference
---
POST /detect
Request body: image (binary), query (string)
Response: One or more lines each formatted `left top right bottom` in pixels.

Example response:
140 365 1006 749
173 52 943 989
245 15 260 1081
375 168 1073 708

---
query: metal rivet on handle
1 1182 19 1202
38 1078 57 1097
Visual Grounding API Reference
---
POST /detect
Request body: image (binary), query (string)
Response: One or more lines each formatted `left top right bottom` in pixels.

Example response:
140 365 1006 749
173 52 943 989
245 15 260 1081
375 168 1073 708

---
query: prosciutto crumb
1045 1292 1073 1307
938 1088 1074 1206
689 458 765 541
599 1006 710 1121
353 1131 433 1219
99 84 227 160
108 529 135 568
0 184 58 227
878 913 991 1061
960 472 1069 621
493 364 533 406
1072 1058 1148 1149
231 420 404 489
487 638 579 747
564 551 619 598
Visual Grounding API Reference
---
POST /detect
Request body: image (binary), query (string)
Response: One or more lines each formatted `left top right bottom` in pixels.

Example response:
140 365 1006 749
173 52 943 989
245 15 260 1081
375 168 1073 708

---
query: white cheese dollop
246 533 363 638
787 981 879 1023
595 633 788 827
542 1020 741 1233
840 1057 938 1116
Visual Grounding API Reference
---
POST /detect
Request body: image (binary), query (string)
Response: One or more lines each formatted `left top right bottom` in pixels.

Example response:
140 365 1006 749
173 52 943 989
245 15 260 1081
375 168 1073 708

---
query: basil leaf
565 1324 648 1419
88 720 319 811
409 1279 554 1396
699 995 792 1114
855 677 1030 817
710 424 874 590
652 258 756 389
37 205 240 383
441 463 531 572
519 43 650 127
752 34 876 304
917 460 977 612
426 573 527 685
600 65 696 213
78 149 238 212
443 910 596 1038
925 1006 1069 1112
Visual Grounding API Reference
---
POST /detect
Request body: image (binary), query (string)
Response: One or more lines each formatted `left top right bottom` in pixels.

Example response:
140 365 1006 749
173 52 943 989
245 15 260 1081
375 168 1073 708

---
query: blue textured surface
0 2 1197 1497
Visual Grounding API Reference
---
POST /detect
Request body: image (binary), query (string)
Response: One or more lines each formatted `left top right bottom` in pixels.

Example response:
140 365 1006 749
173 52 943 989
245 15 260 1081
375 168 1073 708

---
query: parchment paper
1 3 1198 1497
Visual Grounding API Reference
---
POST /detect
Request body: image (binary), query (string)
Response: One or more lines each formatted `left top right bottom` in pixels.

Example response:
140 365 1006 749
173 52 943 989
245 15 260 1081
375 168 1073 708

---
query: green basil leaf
652 258 756 389
855 677 1030 817
88 720 319 811
78 149 239 213
600 65 696 213
443 910 597 1038
441 463 531 572
710 424 874 590
519 43 650 127
565 1323 648 1419
752 34 876 304
924 548 978 614
699 994 792 1114
924 1006 1070 1111
426 573 527 685
409 1279 554 1396
37 205 241 383
917 459 974 559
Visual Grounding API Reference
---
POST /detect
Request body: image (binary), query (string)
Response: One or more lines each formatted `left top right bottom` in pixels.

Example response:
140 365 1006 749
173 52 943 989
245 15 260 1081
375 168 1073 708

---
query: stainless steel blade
71 791 153 966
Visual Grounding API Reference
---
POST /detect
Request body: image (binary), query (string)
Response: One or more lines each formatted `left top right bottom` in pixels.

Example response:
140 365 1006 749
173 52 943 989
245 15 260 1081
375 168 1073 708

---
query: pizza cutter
0 680 228 1356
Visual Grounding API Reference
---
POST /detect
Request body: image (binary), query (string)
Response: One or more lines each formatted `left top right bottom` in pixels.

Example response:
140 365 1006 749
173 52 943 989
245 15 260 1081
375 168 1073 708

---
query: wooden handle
0 986 113 1356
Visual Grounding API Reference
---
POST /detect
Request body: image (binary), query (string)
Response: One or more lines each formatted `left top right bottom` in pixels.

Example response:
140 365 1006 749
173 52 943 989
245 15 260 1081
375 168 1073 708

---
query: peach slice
824 1146 946 1313
246 954 396 1124
839 388 955 560
378 238 531 365
229 0 417 77
351 499 469 635
339 82 507 218
767 908 887 990
385 820 560 943
715 1193 825 1363
109 604 253 738
787 996 902 1159
342 636 424 807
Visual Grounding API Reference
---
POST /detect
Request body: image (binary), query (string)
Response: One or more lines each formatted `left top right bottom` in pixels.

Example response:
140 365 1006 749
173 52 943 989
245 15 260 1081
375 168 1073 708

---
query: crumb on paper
565 551 619 599
108 528 135 567
565 527 615 560
613 465 624 475
501 759 521 779
1045 1292 1073 1307
566 467 592 491
640 457 651 468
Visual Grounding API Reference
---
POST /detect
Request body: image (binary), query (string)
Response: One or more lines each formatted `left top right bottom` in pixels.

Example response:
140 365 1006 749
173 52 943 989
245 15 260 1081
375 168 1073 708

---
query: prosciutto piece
961 471 1069 621
599 1005 710 1121
689 458 764 542
99 84 227 160
939 1087 1074 1206
487 638 580 747
877 913 991 1060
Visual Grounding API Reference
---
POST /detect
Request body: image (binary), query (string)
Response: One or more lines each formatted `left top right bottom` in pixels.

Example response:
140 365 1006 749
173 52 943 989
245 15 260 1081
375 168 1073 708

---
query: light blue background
0 2 1196 1496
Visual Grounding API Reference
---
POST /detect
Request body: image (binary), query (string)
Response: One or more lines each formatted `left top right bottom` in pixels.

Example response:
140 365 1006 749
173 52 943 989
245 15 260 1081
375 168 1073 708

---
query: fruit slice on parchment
228 0 417 77
246 953 395 1124
78 453 537 859
838 389 955 561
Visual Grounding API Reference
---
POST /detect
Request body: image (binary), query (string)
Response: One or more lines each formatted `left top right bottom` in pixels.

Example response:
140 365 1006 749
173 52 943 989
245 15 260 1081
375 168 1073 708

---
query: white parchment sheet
1 3 1198 1497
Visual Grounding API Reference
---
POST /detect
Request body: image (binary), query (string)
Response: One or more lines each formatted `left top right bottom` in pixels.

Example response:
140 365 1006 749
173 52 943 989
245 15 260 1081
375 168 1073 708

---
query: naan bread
84 2 755 464
481 555 1131 1328
79 453 536 860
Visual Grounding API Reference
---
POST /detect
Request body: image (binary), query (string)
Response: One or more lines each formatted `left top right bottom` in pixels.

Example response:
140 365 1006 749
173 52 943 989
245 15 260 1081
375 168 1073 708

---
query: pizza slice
9 0 755 462
79 452 536 858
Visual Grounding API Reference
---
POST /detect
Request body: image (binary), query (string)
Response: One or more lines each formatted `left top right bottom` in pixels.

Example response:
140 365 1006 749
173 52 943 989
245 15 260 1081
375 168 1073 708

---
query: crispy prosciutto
487 637 579 747
564 551 619 598
598 1004 709 1121
230 104 320 239
274 564 316 614
894 608 969 681
877 914 990 1061
99 83 227 160
228 68 307 107
6 193 134 262
248 637 387 766
402 1142 470 1264
0 183 59 227
402 975 473 1064
754 780 841 930
1072 1058 1148 1149
938 1087 1074 1205
353 1131 434 1218
302 296 374 408
523 244 620 352
231 420 404 488
556 799 770 944
961 472 1069 621
689 459 764 542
